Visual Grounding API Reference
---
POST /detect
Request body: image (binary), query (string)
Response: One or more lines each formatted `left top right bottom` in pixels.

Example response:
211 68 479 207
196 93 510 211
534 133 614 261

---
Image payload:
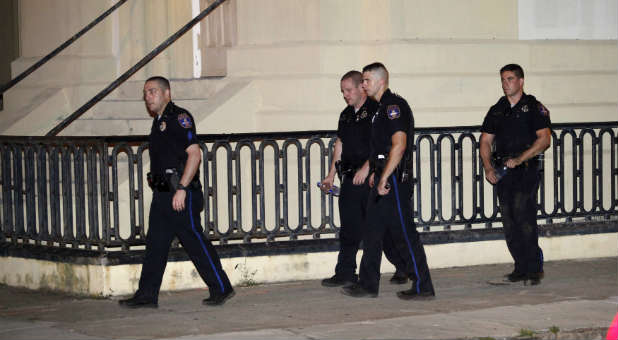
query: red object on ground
607 312 618 340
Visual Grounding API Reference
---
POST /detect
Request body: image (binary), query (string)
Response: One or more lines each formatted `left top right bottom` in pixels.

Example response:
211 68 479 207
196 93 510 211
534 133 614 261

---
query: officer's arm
480 132 495 171
320 138 341 191
380 131 406 183
512 128 551 165
480 132 498 184
180 144 201 187
328 138 343 179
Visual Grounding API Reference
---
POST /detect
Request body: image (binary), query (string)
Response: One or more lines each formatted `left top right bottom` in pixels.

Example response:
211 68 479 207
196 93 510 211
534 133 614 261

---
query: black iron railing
1 122 617 252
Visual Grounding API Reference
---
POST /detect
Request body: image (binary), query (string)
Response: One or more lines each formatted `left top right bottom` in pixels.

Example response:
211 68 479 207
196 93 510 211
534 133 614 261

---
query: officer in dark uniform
480 64 551 285
341 62 435 299
119 76 234 308
320 71 411 287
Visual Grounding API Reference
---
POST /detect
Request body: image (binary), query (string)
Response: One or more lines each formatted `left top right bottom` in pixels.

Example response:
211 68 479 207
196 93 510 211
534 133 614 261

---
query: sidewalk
1 257 616 340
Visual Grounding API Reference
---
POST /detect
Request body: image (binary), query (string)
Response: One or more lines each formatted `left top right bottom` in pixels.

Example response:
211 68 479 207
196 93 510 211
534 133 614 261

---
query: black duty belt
335 161 360 180
492 153 539 169
147 168 201 192
373 154 410 183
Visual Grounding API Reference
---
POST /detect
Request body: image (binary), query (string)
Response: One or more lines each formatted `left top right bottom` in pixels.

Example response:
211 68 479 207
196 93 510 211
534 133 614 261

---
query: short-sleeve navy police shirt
481 93 551 156
370 89 413 163
148 101 199 177
336 97 378 168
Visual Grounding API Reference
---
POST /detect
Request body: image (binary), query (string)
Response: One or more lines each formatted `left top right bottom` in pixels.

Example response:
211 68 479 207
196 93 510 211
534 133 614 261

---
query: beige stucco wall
0 0 19 88
2 0 615 135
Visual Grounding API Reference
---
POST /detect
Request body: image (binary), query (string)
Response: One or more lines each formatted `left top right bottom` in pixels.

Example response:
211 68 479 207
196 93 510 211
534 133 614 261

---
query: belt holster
147 172 171 192
147 169 201 192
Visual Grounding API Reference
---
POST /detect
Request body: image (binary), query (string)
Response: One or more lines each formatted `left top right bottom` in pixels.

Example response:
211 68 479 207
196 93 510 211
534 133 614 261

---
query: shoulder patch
537 103 550 117
387 105 401 120
178 112 193 129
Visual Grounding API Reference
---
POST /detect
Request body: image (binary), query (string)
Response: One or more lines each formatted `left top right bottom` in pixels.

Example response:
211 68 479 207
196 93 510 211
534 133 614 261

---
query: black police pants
135 189 232 302
335 176 408 280
497 163 543 275
358 175 434 294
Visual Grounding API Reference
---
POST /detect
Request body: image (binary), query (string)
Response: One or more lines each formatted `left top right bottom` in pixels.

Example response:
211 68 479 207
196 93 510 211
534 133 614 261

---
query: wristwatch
177 184 188 192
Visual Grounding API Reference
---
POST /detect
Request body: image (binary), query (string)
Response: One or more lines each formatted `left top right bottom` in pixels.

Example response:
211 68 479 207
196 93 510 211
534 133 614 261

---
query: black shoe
526 272 544 286
118 296 158 309
396 288 435 300
321 275 357 287
389 271 409 285
503 271 527 283
341 284 378 298
202 289 235 306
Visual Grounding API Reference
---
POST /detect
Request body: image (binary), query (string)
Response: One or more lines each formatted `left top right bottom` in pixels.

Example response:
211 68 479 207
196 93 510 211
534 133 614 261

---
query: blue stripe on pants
391 175 421 294
188 191 225 293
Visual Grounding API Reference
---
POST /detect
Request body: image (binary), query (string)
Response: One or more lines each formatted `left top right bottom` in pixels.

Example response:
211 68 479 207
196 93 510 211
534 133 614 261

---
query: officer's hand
377 177 391 196
172 189 186 211
353 166 369 185
368 173 375 188
485 168 498 185
320 176 334 193
505 157 522 168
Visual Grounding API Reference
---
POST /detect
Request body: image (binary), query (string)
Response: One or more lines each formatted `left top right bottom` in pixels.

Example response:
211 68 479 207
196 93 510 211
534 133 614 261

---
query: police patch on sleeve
387 105 401 120
538 103 550 117
178 113 193 128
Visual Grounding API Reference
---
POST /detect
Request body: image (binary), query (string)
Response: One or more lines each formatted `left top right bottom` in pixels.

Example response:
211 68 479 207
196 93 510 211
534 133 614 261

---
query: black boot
118 296 158 309
202 289 235 306
341 284 378 298
389 270 409 285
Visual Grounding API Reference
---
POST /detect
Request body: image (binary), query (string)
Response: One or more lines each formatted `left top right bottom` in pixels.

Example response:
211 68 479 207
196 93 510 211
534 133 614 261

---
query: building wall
0 0 19 89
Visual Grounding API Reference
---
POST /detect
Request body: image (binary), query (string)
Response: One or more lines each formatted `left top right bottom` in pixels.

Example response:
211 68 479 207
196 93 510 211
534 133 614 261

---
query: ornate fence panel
1 122 616 252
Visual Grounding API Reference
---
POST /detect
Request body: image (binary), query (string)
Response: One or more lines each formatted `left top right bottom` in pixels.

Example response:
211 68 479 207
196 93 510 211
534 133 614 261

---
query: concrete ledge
1 222 616 296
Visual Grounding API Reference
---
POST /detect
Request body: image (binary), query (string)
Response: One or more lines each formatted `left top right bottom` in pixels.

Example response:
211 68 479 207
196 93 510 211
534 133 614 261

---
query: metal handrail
46 0 228 136
1 122 617 252
0 0 128 97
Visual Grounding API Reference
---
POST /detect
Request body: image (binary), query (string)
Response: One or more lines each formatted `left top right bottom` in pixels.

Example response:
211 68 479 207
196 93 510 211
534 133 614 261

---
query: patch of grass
478 337 496 340
235 262 259 287
519 328 535 338
549 325 560 335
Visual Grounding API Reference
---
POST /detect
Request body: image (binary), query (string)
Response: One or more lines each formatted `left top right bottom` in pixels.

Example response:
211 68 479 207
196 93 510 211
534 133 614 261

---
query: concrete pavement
0 257 616 339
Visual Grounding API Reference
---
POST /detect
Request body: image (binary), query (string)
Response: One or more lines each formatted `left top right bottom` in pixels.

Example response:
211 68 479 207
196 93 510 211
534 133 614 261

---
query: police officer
119 76 234 308
320 71 411 287
480 64 551 285
341 63 435 299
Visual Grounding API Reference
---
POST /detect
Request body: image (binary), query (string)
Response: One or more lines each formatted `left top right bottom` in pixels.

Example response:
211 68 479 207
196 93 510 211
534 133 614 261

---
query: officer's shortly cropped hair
499 64 524 79
362 62 389 82
146 76 171 91
341 70 363 86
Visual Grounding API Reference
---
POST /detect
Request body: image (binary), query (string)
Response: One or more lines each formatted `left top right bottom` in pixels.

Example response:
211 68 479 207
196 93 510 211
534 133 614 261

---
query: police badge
159 121 166 131
538 103 550 116
387 105 400 120
522 105 529 112
178 113 192 129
